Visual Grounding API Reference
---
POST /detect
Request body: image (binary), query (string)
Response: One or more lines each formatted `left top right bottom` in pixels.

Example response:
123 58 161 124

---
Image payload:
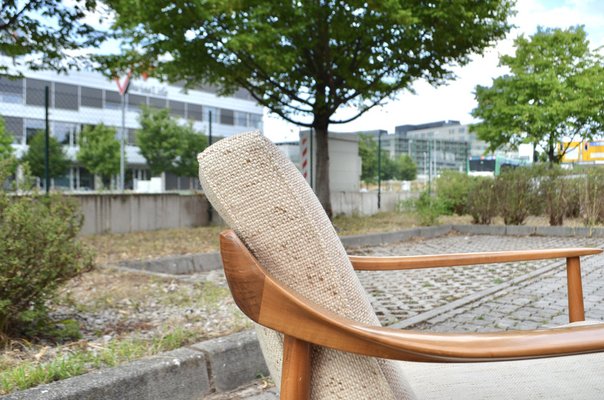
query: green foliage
77 124 121 184
414 191 446 226
472 26 604 163
21 132 70 180
0 160 94 337
580 168 604 226
0 116 14 160
533 165 569 226
467 178 497 225
137 106 208 177
435 171 474 215
102 0 514 213
0 1 106 73
358 134 416 183
495 168 536 225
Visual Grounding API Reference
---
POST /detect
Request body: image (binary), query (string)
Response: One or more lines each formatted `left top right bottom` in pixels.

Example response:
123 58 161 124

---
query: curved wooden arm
220 230 604 363
350 248 602 270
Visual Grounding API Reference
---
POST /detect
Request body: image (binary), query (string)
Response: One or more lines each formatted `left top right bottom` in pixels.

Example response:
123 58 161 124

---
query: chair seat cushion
402 323 604 399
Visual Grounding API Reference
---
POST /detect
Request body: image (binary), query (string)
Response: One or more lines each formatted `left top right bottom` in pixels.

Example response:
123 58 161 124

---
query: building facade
0 69 263 190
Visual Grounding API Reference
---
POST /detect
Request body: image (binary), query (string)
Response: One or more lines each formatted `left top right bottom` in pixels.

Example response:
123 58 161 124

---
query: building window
4 116 23 144
149 96 166 109
81 87 103 108
187 104 203 121
128 94 147 111
54 83 79 111
234 111 248 127
25 119 45 144
249 113 262 129
128 128 137 145
220 109 234 125
169 100 186 117
54 122 79 146
204 107 218 123
0 77 23 104
104 90 122 109
25 78 50 107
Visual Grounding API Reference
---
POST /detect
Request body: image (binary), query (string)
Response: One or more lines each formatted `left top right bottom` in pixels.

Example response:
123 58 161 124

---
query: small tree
472 26 604 163
0 116 14 160
392 155 417 181
77 124 121 187
137 106 207 177
21 131 70 182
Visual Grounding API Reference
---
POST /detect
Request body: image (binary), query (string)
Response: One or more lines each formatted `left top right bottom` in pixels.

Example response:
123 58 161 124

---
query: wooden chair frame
219 230 604 400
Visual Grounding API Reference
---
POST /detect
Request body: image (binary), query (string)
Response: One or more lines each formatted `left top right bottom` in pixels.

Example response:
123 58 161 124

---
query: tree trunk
313 120 333 219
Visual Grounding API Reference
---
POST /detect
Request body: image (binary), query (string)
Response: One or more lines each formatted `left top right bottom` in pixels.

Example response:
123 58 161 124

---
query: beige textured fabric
198 131 416 399
402 348 604 399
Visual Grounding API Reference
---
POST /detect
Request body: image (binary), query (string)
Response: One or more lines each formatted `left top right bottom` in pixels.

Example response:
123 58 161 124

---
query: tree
77 124 121 186
392 154 417 181
22 131 69 181
471 26 604 163
0 1 106 73
136 106 207 177
101 0 514 217
358 134 416 183
0 116 13 160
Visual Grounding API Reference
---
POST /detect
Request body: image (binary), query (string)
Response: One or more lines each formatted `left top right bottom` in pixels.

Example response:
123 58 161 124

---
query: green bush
534 165 568 226
495 168 535 225
414 191 446 226
0 162 94 338
466 178 497 225
580 168 604 226
435 170 474 215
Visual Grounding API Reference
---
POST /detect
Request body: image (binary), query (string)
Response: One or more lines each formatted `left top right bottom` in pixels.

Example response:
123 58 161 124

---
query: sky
263 0 604 143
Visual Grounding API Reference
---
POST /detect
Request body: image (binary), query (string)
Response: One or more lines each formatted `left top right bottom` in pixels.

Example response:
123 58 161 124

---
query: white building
0 69 263 190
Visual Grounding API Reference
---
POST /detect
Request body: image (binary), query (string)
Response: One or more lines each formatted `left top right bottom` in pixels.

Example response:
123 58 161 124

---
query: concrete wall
71 192 210 235
72 190 414 235
331 191 416 216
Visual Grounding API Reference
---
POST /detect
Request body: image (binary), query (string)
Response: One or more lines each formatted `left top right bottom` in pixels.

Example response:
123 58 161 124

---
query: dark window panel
25 119 45 144
54 83 79 111
128 94 146 111
4 116 23 143
169 100 185 117
81 86 103 108
235 111 247 126
0 77 23 103
105 90 122 109
188 103 203 121
128 128 137 145
149 97 167 109
25 78 50 106
220 109 234 125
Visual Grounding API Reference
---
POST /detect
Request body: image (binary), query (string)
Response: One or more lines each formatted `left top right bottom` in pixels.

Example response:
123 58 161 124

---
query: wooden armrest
350 248 602 270
220 230 604 363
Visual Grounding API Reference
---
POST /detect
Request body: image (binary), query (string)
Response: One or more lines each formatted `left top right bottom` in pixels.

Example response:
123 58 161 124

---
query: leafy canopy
358 134 416 183
22 131 70 180
0 0 107 73
471 26 604 163
136 106 207 177
77 124 121 180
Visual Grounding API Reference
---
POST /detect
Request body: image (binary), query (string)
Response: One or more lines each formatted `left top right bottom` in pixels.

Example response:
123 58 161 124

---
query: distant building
0 68 263 190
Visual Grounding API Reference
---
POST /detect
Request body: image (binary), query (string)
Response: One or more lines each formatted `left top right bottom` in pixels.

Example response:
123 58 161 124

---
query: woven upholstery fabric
198 131 416 399
402 349 604 399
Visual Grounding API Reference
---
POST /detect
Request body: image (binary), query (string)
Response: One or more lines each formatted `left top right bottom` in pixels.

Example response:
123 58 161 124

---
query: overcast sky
263 0 604 143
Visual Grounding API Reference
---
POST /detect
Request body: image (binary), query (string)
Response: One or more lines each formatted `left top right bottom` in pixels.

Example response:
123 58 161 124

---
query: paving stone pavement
210 233 604 399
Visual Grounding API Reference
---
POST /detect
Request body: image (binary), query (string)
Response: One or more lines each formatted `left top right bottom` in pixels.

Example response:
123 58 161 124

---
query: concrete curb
2 331 268 400
113 224 604 275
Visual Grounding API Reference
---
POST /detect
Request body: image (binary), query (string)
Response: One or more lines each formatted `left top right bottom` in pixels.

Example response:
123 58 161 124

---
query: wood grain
280 335 312 400
566 256 585 323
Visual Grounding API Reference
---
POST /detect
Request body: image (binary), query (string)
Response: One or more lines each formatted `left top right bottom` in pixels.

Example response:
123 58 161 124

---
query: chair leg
280 335 311 400
566 256 585 323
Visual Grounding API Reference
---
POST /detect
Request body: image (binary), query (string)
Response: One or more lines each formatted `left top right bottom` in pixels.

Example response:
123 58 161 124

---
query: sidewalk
216 233 604 399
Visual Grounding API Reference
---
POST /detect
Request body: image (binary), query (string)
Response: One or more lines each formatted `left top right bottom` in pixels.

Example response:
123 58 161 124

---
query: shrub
0 162 94 338
534 165 568 226
435 170 474 215
496 168 535 225
466 177 497 224
414 191 446 226
580 168 604 226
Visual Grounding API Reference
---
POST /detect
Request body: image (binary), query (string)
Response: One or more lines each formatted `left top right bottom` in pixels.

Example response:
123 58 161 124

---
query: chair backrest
197 131 416 399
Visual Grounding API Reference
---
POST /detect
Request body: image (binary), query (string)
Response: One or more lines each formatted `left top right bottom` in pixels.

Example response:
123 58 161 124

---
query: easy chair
198 131 604 400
